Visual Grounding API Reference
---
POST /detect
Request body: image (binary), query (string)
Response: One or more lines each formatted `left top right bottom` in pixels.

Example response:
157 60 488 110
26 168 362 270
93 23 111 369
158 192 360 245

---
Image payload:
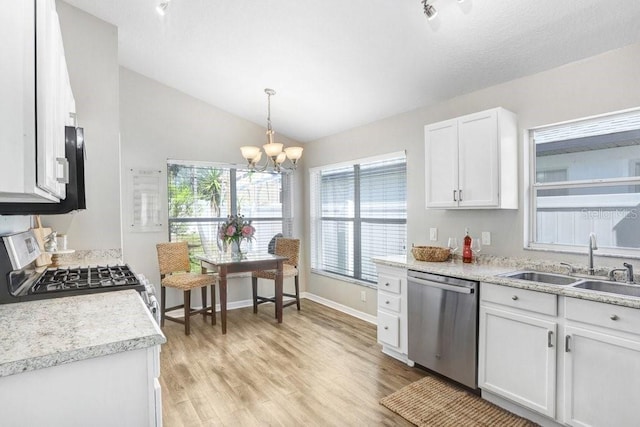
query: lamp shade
284 146 303 161
275 152 287 164
263 142 284 157
240 146 261 160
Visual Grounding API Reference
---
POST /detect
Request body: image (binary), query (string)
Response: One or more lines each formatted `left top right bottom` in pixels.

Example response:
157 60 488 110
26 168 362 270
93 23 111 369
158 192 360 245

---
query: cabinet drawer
378 274 401 294
565 297 640 336
377 311 400 348
378 292 401 313
481 282 557 316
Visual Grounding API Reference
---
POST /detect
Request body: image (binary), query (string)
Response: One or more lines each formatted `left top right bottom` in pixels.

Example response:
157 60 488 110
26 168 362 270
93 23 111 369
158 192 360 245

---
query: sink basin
501 271 579 286
572 280 640 298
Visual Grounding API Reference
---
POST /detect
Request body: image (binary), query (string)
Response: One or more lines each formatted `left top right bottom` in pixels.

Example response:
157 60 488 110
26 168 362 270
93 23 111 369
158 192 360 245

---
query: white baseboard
302 292 377 325
166 293 377 326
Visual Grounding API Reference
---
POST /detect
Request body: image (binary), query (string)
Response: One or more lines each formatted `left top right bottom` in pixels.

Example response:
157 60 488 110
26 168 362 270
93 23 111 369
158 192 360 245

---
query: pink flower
241 225 255 237
225 225 236 236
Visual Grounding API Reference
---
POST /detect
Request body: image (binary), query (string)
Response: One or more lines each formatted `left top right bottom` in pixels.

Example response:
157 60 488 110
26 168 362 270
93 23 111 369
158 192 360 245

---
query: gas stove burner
30 265 143 295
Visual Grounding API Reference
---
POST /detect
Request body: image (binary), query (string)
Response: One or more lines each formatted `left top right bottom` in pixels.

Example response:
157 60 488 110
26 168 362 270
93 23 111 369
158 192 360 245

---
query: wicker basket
411 245 450 262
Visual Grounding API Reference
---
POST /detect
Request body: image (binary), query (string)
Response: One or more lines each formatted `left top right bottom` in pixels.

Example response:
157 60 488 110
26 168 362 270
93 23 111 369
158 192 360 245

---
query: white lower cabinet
375 263 410 364
479 306 557 417
480 282 640 427
563 299 640 427
0 346 162 427
479 283 557 418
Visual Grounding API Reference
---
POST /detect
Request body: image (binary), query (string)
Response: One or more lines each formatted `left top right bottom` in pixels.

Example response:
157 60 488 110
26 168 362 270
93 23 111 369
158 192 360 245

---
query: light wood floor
159 299 426 426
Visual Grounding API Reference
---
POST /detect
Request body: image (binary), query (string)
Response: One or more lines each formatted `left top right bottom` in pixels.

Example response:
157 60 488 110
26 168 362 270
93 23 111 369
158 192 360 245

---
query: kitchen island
0 290 165 427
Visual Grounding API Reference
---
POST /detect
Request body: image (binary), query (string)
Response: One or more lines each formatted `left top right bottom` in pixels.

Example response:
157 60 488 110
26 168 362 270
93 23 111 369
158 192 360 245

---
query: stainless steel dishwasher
407 269 479 389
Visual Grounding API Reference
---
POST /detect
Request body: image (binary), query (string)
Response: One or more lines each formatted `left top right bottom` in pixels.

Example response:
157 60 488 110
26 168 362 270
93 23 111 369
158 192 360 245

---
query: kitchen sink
572 280 640 298
500 271 580 286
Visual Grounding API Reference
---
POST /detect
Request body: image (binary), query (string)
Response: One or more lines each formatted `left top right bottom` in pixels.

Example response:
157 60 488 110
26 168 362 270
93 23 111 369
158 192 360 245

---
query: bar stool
156 241 217 335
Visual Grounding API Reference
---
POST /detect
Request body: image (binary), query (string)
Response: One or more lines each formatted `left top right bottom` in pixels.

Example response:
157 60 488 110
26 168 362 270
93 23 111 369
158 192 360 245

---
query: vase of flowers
218 214 255 256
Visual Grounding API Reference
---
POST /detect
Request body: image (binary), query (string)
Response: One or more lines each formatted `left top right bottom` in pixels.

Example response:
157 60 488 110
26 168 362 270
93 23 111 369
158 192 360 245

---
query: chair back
275 238 300 267
156 241 190 276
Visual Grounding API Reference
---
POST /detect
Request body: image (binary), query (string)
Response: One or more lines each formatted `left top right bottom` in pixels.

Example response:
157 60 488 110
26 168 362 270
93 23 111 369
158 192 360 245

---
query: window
528 109 640 254
310 152 407 284
167 160 293 269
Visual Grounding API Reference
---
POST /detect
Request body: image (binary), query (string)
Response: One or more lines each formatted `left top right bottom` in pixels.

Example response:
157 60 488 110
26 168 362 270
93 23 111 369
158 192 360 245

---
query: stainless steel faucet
588 232 597 275
609 263 635 284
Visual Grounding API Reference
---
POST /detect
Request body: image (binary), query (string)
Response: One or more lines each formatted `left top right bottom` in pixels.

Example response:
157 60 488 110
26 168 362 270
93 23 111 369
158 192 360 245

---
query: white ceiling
63 0 640 142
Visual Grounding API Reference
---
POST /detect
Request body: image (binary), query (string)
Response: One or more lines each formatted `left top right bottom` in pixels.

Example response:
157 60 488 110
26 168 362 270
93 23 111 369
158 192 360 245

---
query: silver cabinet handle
385 282 390 287
384 326 389 330
56 157 69 184
548 331 553 348
565 335 571 352
453 190 457 202
459 189 463 201
385 300 390 304
512 295 519 300
611 314 619 321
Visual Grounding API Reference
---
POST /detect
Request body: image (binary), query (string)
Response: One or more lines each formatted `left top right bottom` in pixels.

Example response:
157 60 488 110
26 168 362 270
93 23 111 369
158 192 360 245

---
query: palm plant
198 168 224 217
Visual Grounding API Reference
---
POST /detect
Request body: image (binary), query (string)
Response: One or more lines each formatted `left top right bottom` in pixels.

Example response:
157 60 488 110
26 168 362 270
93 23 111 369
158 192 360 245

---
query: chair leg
160 285 166 327
184 290 191 335
201 286 207 322
252 276 258 314
210 284 216 325
295 275 301 310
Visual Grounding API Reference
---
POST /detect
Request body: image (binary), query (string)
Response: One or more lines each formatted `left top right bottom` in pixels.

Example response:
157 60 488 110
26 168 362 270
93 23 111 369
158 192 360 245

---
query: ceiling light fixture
240 89 303 173
156 1 170 16
422 0 438 20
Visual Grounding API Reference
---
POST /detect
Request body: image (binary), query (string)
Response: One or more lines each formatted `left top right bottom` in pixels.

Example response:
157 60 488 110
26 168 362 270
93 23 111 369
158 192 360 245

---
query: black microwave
0 127 86 215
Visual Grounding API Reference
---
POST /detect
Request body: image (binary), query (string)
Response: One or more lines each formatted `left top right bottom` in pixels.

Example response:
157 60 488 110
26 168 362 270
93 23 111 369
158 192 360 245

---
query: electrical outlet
429 228 438 241
360 290 366 302
482 231 491 246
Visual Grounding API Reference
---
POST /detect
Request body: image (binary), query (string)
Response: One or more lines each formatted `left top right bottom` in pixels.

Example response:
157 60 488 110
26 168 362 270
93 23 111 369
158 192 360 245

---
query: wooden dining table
196 253 287 334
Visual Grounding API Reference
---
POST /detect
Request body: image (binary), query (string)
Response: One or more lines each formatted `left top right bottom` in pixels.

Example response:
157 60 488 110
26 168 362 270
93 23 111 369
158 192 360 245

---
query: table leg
275 260 283 324
219 266 228 334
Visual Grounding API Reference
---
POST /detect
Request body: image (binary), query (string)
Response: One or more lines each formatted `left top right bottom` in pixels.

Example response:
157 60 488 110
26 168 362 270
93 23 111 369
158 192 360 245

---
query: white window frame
167 159 294 260
310 151 407 286
525 108 640 259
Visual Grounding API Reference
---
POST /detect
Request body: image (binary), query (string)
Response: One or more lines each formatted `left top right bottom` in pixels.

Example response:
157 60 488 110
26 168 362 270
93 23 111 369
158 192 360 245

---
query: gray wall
302 43 640 315
119 67 305 307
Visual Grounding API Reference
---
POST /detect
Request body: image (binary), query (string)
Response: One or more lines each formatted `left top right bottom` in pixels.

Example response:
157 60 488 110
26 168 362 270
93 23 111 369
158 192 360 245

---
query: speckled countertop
0 290 166 378
374 255 640 309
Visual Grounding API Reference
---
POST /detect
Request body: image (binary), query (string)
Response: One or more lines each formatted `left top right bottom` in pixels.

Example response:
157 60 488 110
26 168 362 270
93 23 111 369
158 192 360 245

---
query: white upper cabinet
425 107 518 209
0 0 74 203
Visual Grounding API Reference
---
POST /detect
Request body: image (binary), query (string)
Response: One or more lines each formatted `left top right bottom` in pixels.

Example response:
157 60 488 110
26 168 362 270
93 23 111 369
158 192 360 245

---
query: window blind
167 160 293 267
310 152 407 283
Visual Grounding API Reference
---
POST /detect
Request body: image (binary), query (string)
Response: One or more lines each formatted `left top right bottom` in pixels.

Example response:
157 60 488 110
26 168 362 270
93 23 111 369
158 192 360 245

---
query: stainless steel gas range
0 230 158 320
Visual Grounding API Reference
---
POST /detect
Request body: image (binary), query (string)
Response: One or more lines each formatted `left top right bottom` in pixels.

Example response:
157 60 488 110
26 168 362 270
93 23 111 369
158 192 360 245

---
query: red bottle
462 228 473 264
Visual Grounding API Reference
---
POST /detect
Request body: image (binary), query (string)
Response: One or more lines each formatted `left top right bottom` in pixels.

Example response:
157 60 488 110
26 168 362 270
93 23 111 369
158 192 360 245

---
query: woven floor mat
380 375 539 427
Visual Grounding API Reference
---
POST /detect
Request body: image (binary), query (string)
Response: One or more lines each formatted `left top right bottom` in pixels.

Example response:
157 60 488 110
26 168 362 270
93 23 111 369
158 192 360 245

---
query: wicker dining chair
252 237 301 315
156 241 217 335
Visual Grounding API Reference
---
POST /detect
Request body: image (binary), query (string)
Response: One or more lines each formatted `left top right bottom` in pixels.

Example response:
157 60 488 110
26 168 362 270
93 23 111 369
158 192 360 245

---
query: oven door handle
409 277 474 294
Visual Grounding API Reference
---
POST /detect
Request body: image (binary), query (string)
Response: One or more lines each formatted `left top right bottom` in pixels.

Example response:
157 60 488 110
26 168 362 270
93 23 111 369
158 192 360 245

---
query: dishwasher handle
408 276 474 294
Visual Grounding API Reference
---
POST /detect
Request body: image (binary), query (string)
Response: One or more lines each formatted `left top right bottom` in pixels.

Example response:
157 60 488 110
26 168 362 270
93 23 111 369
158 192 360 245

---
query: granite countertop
0 290 166 378
374 254 640 310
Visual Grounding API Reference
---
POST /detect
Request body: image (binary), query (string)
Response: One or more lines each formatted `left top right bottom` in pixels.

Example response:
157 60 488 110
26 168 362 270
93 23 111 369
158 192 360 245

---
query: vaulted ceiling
64 0 640 142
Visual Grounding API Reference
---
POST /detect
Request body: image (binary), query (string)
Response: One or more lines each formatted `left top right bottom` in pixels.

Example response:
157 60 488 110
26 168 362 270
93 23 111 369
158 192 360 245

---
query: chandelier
240 88 303 172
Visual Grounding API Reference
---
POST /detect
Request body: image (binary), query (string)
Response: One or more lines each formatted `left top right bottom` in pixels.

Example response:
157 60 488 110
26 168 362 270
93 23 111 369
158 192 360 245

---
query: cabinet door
36 0 66 199
0 0 36 197
564 326 640 427
425 119 458 208
458 109 499 207
479 306 556 417
377 310 400 348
